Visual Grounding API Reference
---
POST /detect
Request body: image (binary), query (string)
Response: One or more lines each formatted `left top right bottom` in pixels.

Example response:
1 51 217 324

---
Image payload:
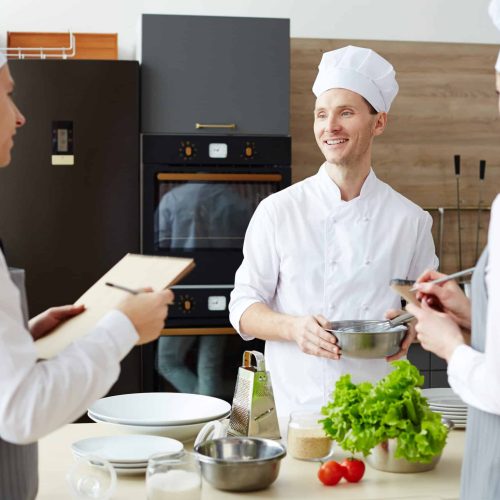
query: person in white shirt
0 53 174 500
405 2 500 497
229 45 437 417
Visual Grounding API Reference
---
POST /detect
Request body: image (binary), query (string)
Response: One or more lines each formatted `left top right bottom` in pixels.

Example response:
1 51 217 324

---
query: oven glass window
155 178 278 250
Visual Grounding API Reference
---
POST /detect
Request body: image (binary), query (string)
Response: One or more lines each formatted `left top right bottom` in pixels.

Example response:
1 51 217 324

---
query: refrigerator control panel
52 120 74 165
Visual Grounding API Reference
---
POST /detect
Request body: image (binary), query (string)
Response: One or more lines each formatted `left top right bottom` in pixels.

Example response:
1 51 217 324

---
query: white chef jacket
229 165 437 417
447 194 500 415
0 251 139 444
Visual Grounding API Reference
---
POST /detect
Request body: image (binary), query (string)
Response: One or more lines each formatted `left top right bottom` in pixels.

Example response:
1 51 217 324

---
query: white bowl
88 393 231 426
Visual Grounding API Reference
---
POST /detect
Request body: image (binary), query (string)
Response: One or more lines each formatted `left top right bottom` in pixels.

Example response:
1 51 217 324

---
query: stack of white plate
71 434 183 475
88 393 231 442
422 388 468 429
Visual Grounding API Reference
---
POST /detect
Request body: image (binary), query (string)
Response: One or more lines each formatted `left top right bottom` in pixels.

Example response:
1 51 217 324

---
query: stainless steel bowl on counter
366 418 453 473
366 438 442 473
194 437 286 491
327 320 407 358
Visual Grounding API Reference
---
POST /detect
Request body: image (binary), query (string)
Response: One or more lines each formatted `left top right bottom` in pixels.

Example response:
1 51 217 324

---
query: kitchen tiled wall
407 343 450 388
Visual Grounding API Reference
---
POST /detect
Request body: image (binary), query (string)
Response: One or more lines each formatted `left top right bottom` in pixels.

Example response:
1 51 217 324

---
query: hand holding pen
106 281 174 304
106 282 175 344
411 269 472 331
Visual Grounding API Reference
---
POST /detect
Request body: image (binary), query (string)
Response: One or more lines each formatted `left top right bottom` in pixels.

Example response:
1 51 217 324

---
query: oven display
208 143 228 159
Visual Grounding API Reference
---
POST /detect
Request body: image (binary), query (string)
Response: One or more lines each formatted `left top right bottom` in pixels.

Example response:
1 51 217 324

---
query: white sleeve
0 258 139 444
229 199 280 339
447 195 500 415
407 210 439 279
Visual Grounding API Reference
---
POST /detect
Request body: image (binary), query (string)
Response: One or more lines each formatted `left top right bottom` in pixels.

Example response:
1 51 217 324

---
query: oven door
142 166 290 285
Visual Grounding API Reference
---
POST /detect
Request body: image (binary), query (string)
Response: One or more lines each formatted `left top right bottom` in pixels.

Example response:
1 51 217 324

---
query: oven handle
195 122 236 129
157 173 283 182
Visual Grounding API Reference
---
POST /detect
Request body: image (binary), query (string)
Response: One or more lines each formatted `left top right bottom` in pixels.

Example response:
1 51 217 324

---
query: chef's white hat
488 0 500 71
0 52 6 68
312 45 399 112
489 0 500 30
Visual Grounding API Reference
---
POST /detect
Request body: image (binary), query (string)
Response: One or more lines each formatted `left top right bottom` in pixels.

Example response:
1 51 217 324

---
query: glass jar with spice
287 411 333 461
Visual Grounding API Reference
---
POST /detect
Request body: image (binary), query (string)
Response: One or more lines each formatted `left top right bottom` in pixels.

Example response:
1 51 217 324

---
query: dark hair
362 97 378 115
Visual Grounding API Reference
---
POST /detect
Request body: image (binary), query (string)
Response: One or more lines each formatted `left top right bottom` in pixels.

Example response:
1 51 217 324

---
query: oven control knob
241 141 256 160
179 295 195 313
178 141 197 160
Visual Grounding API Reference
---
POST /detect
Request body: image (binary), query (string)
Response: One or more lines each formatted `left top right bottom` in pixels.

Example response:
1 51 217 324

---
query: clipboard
390 279 420 307
35 253 195 359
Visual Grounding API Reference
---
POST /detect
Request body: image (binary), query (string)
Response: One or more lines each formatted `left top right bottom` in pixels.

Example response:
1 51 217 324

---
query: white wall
2 0 500 60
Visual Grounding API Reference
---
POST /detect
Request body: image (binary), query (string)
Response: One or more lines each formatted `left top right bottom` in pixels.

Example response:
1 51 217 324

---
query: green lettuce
320 360 448 463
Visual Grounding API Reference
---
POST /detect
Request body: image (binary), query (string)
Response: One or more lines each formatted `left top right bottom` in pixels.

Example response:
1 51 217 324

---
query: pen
105 282 140 295
409 267 476 292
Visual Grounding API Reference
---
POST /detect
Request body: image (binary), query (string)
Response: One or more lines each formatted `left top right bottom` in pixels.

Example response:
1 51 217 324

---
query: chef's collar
319 164 378 203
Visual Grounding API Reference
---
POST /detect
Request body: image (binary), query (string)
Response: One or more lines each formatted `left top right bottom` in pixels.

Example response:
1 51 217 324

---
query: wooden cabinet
140 14 290 135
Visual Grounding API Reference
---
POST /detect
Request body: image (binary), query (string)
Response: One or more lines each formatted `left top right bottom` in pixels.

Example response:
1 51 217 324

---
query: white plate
72 451 148 467
422 388 465 408
88 393 231 426
434 411 466 416
87 412 226 443
71 434 183 464
431 408 467 416
113 466 146 475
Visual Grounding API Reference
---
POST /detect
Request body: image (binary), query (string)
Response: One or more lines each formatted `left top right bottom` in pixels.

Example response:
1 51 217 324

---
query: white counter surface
36 422 464 499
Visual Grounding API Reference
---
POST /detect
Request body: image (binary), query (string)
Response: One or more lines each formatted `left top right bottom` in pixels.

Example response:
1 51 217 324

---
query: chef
229 45 437 417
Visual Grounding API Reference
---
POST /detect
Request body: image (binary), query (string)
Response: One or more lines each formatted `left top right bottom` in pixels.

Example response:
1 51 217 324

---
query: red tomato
341 457 365 483
317 460 345 486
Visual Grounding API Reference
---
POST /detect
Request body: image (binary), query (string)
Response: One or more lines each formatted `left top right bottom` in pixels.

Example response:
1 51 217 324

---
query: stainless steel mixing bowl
366 417 453 472
327 320 407 358
194 437 286 491
366 438 442 473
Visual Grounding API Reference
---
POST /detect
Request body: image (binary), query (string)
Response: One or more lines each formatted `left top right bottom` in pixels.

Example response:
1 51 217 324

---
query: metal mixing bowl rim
329 322 408 334
194 437 287 465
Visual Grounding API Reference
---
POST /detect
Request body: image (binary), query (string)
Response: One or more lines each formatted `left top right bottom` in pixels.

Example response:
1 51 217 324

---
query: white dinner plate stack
422 388 468 429
87 393 231 442
71 434 183 475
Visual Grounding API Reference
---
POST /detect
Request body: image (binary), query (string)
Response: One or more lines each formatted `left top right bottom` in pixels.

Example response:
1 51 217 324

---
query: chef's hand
117 288 174 345
384 308 416 362
406 301 465 361
413 269 471 331
290 314 340 360
29 304 86 341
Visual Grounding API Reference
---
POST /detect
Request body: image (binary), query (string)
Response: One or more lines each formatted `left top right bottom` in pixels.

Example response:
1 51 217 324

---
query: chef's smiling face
0 64 26 168
313 88 386 169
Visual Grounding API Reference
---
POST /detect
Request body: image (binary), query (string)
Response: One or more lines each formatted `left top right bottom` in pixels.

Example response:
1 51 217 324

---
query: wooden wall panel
7 32 118 60
291 38 500 274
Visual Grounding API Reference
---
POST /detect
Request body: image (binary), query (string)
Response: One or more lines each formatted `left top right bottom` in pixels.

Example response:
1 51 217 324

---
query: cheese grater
228 350 281 439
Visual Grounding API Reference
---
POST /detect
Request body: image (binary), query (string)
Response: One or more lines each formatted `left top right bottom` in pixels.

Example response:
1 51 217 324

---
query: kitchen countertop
37 423 463 499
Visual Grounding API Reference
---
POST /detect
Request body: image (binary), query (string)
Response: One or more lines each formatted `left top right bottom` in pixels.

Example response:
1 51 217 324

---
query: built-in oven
141 134 291 333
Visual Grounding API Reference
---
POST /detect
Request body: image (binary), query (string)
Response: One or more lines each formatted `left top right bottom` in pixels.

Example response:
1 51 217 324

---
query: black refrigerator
0 60 142 398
